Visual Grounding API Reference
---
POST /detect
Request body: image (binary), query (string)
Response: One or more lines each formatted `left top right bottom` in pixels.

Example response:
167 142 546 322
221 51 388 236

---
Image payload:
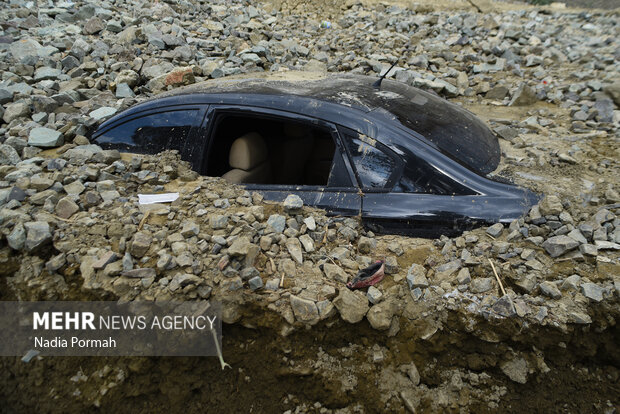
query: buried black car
91 72 540 237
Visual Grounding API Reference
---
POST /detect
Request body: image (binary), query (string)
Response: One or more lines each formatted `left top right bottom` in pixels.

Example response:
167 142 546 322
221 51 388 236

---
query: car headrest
229 132 268 171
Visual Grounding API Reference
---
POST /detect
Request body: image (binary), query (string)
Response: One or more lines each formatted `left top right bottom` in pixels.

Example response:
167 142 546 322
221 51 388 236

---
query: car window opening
206 114 337 187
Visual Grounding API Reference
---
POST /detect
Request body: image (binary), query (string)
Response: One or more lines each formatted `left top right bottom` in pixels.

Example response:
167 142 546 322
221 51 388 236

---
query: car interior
205 114 337 186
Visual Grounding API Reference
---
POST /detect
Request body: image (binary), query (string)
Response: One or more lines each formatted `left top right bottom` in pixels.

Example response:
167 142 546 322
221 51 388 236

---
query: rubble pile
0 0 618 412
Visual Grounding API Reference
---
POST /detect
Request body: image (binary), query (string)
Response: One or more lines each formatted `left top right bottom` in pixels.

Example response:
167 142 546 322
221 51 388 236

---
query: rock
333 289 369 323
495 125 519 141
366 300 396 330
603 81 620 106
303 216 316 231
121 268 157 278
286 237 303 264
367 286 383 304
539 281 562 299
228 237 253 256
509 83 538 106
290 295 319 325
402 362 421 386
116 70 140 87
64 181 85 196
34 67 61 81
0 144 21 165
165 67 195 87
323 263 348 283
267 214 286 233
7 223 26 250
542 235 579 257
89 107 117 120
10 38 43 61
486 223 504 238
24 221 52 252
456 268 471 285
539 195 563 216
299 234 315 252
486 85 509 100
248 276 263 291
471 277 494 293
210 215 228 229
283 194 304 211
357 236 377 254
384 256 399 274
130 232 152 258
500 357 528 384
115 83 135 98
406 264 428 289
492 295 516 317
55 197 79 219
168 273 202 291
28 128 64 148
581 283 604 302
180 221 200 238
3 102 30 123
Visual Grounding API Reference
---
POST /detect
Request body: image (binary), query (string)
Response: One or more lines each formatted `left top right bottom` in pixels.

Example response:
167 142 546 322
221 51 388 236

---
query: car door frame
200 104 363 217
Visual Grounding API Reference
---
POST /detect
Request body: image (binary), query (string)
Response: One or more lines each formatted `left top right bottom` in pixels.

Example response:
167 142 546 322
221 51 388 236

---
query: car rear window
95 110 199 153
342 131 397 190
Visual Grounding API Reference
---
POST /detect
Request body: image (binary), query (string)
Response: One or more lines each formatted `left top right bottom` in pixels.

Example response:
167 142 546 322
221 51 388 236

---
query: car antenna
373 43 411 89
373 60 398 89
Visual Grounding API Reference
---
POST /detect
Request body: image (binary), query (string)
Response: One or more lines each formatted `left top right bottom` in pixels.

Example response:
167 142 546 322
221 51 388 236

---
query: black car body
91 72 539 237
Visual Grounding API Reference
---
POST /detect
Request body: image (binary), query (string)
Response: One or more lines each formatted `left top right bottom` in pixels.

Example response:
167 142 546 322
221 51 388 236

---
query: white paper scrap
138 193 179 205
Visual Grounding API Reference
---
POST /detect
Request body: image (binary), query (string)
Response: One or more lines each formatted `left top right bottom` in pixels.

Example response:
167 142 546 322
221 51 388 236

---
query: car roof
107 72 501 175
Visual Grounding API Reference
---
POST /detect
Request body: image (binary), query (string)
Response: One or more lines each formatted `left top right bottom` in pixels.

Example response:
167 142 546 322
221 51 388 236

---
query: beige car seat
222 132 272 184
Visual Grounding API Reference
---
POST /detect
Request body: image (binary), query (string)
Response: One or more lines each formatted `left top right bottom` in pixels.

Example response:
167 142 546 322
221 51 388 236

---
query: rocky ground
0 0 619 413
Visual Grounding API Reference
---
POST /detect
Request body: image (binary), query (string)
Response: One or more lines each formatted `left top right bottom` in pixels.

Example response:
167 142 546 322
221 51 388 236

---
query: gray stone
130 232 152 258
34 67 61 81
228 237 255 257
299 234 315 252
500 357 528 384
83 17 104 34
323 263 348 283
55 197 79 219
3 102 30 123
456 268 471 284
486 223 504 238
286 237 303 264
561 274 581 290
303 216 316 231
121 268 157 278
542 235 579 257
567 229 587 245
265 278 280 290
367 300 396 330
384 256 399 274
209 215 228 229
24 221 52 252
495 125 519 141
486 85 509 100
89 107 117 120
28 128 64 148
471 277 494 293
0 144 21 165
290 295 319 325
115 83 135 98
539 196 563 216
248 275 263 291
7 223 26 250
63 181 85 196
283 194 303 211
267 214 286 233
367 286 383 304
10 38 44 61
180 220 200 238
406 264 428 289
357 236 377 254
168 273 202 291
333 289 369 323
581 283 604 302
509 83 538 106
539 281 562 299
492 295 516 317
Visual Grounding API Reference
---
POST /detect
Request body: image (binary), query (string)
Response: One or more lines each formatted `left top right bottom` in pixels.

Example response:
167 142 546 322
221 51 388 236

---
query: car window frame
92 104 206 160
201 105 360 192
337 126 404 193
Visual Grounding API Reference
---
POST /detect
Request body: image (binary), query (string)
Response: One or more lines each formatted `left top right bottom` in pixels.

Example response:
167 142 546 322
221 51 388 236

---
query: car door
338 126 487 237
201 105 362 217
